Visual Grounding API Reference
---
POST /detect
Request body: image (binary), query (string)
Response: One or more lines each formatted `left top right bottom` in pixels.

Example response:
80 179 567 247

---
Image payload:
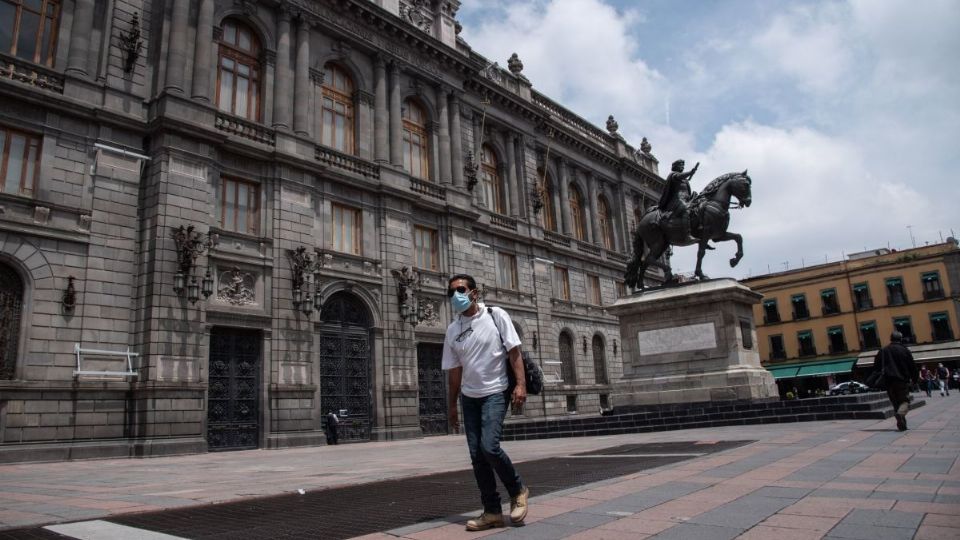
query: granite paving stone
647 522 743 540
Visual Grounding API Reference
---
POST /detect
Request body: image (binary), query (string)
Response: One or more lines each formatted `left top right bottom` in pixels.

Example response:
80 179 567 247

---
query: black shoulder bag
487 307 544 395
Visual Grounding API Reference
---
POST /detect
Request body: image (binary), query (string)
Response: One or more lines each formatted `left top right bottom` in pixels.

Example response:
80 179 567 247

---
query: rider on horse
657 159 702 245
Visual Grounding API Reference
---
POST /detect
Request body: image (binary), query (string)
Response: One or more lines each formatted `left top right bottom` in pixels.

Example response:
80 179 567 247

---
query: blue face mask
451 291 473 314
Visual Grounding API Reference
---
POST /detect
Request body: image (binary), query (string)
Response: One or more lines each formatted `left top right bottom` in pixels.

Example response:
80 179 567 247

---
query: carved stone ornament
507 53 524 76
640 137 652 154
530 181 546 215
463 150 479 192
606 115 619 135
418 298 441 327
400 0 433 32
118 12 143 73
217 267 257 305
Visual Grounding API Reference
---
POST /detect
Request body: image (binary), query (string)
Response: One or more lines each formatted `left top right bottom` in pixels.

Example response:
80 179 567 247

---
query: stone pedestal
608 278 778 407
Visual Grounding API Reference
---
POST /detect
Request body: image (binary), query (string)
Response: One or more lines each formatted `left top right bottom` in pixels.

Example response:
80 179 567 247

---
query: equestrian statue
625 159 752 290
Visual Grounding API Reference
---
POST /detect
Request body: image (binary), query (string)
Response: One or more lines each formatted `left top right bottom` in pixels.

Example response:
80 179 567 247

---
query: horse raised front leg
719 231 744 267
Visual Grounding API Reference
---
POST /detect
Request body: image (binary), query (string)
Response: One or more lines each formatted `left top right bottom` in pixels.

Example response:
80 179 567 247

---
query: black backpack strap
488 306 507 351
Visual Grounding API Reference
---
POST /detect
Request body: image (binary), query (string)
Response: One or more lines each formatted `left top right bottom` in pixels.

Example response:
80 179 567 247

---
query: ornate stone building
0 0 664 462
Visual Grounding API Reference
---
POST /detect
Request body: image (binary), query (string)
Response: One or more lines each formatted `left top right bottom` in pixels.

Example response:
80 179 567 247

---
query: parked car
828 381 870 395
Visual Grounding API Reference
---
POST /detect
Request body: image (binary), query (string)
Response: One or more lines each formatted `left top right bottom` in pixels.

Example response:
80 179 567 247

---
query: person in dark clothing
325 410 339 445
873 331 918 431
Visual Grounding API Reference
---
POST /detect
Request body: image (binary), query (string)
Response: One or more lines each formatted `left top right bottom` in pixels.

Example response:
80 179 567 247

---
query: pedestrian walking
936 363 950 396
872 331 918 431
325 410 339 445
919 364 934 397
443 274 529 531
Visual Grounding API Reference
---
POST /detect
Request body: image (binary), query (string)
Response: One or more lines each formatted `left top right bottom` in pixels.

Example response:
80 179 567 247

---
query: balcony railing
854 298 873 311
606 251 627 264
770 350 787 361
544 230 570 248
0 52 64 94
409 177 445 201
923 289 945 300
215 112 275 146
490 213 517 231
316 146 380 180
763 312 781 324
577 241 601 257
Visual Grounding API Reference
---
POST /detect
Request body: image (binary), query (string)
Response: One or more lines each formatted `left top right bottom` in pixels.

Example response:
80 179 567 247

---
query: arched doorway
319 291 373 442
0 263 24 380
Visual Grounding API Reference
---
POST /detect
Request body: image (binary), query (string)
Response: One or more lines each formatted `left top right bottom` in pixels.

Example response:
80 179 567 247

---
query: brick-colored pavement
1 393 958 539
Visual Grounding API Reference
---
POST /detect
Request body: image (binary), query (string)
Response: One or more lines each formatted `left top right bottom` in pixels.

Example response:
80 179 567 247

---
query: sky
457 0 960 279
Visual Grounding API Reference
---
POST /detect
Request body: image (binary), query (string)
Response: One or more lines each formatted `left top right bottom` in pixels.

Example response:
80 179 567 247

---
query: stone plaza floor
0 393 957 539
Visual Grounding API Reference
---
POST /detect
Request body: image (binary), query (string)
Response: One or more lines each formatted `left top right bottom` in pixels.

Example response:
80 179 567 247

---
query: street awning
767 358 856 380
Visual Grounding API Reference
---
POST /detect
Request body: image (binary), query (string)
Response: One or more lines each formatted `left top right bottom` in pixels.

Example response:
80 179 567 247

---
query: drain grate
2 440 754 540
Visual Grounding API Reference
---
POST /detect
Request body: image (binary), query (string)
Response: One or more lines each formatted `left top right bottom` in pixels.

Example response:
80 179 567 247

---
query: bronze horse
625 171 752 289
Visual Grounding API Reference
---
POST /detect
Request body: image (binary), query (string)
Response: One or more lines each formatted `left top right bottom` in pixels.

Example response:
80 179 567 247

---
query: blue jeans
461 391 523 513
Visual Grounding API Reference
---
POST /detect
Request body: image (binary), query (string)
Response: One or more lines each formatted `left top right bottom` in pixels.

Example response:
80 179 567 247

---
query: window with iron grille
930 312 953 342
860 321 880 349
762 298 780 323
893 316 914 343
885 277 907 306
820 288 840 315
922 272 944 300
827 326 847 353
0 262 24 380
852 282 872 310
797 330 816 357
592 335 607 384
791 294 810 320
769 334 786 360
559 331 576 384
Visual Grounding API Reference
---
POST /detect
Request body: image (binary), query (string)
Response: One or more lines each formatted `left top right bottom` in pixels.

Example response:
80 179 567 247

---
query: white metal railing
74 343 139 378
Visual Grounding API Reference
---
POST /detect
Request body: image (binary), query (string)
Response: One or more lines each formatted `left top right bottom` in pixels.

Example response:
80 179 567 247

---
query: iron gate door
207 328 261 451
417 343 447 435
320 292 372 442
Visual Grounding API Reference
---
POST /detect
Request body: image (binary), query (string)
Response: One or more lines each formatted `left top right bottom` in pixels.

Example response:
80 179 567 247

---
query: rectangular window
922 271 944 300
769 335 786 360
827 326 847 354
566 395 577 413
587 274 601 305
820 288 840 315
0 126 41 197
930 312 953 341
797 330 816 357
554 266 570 301
219 176 260 235
893 316 914 344
413 226 438 271
791 294 810 320
331 203 361 255
886 277 907 306
615 281 626 299
762 298 780 324
1 0 60 66
852 282 873 311
497 252 518 290
860 321 880 349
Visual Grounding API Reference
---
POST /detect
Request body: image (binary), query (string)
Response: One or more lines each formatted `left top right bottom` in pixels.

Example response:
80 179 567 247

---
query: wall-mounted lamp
288 246 323 317
532 331 538 351
62 276 77 314
582 335 588 355
392 266 422 327
612 338 618 356
171 225 215 305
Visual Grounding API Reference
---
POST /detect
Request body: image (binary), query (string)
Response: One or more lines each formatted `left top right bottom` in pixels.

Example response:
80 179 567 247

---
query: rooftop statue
625 161 752 290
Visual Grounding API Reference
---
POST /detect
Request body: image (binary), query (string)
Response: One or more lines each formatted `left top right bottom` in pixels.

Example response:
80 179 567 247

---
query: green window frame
930 312 953 341
762 298 780 323
922 271 944 299
886 277 907 305
797 330 816 356
893 316 914 343
852 282 872 310
791 294 810 319
820 288 839 315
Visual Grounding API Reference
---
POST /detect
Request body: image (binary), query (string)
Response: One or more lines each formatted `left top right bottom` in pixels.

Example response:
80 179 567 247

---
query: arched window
541 172 557 232
481 144 505 213
559 331 576 384
321 63 354 154
217 19 261 121
598 195 614 250
569 185 586 241
402 99 429 180
0 262 24 380
1 0 60 66
592 335 607 385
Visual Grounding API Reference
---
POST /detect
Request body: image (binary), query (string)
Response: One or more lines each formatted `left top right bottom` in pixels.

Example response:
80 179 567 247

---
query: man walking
936 363 950 396
873 331 918 431
919 364 934 397
443 274 529 531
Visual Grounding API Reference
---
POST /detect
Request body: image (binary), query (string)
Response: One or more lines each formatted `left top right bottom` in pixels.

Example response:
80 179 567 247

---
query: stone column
588 173 601 246
436 87 452 184
450 93 464 187
66 0 95 76
293 17 311 136
389 63 402 166
162 0 190 91
374 57 388 163
551 176 563 231
429 122 441 182
190 0 215 100
272 10 293 130
558 158 572 235
505 133 520 216
614 182 627 251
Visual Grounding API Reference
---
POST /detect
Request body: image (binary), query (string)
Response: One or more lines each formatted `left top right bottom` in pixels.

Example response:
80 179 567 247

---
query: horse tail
625 229 646 289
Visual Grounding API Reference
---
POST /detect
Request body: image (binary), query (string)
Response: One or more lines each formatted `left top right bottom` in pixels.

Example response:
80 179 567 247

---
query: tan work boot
510 486 530 523
465 512 504 531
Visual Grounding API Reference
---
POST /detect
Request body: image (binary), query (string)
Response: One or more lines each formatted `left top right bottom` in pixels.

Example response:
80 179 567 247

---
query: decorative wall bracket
171 225 215 304
62 276 77 314
288 246 323 316
392 266 422 327
119 12 143 73
463 150 478 192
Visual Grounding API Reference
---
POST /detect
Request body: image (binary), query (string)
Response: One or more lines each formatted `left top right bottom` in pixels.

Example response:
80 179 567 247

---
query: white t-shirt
442 304 522 398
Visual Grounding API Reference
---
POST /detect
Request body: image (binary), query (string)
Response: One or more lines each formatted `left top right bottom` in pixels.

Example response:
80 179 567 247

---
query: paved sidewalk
1 393 958 539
